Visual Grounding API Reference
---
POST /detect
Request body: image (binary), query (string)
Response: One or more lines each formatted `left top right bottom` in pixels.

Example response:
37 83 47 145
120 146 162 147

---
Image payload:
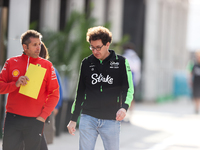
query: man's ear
106 42 110 49
22 44 27 51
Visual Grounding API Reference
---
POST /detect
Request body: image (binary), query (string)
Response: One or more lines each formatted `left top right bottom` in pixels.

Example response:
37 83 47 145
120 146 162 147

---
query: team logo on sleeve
12 69 20 77
127 65 131 71
51 66 57 80
2 62 8 71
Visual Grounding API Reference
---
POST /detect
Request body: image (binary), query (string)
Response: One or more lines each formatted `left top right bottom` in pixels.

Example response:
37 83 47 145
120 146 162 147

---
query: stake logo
110 61 119 68
91 73 113 85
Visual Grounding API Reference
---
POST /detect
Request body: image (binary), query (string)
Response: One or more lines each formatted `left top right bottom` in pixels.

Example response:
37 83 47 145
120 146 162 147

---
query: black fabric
71 50 131 121
192 64 200 98
40 135 48 150
3 113 44 150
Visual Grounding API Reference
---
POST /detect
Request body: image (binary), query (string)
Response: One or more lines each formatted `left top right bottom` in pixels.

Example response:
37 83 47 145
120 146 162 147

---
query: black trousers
3 113 44 150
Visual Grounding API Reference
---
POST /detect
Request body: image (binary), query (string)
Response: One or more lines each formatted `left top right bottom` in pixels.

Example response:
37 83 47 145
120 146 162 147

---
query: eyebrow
91 45 102 47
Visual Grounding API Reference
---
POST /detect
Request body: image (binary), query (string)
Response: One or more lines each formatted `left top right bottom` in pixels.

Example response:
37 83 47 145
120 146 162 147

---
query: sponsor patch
110 61 119 69
91 73 113 85
89 65 95 68
12 69 20 77
89 64 95 71
51 66 57 80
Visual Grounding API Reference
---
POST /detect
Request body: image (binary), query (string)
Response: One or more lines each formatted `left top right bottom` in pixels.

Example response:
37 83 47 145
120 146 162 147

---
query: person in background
190 51 200 114
0 30 59 150
67 26 134 150
40 42 63 147
122 42 141 110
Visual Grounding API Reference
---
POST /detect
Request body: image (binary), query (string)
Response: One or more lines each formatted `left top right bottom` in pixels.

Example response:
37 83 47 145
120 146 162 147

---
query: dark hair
39 42 49 60
86 26 112 45
20 30 42 46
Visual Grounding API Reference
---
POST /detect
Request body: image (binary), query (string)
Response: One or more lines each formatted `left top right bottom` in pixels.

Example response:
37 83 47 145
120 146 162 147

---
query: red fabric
0 54 59 120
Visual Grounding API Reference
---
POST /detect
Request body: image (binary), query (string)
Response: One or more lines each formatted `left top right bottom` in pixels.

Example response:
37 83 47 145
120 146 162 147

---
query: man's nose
37 45 40 50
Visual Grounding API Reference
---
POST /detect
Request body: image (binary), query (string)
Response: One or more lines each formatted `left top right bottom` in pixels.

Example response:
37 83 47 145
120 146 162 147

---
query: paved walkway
47 97 200 150
1 97 200 150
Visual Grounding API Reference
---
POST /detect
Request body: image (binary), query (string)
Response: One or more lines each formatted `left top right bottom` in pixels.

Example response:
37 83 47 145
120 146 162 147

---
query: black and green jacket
71 50 134 122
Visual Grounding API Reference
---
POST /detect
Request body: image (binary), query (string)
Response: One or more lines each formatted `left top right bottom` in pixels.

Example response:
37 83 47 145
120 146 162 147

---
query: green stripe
117 96 119 103
124 59 134 107
71 100 76 114
71 64 82 114
99 59 103 64
116 55 118 60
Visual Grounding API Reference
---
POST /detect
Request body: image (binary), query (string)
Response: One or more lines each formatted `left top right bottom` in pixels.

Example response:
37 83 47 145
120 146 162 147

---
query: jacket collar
22 53 40 62
88 50 118 64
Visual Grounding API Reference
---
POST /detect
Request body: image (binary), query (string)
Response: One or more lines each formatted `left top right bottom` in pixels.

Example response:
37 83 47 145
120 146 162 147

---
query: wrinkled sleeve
0 60 18 94
39 65 59 120
121 59 134 110
70 60 86 122
54 68 63 109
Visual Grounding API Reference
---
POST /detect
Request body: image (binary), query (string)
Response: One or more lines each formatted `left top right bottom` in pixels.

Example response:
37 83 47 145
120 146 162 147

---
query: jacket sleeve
121 58 134 110
0 60 18 94
54 68 63 109
70 60 86 122
39 65 59 120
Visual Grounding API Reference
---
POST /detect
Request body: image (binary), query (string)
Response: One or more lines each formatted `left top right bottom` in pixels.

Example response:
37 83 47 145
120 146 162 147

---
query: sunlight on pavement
127 99 200 150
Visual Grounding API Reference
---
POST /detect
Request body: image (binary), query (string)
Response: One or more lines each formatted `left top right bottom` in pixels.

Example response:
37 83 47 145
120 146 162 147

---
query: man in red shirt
0 30 59 150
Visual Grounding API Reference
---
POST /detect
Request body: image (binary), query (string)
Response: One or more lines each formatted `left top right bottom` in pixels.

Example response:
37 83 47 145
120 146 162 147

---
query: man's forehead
90 39 103 45
29 37 41 43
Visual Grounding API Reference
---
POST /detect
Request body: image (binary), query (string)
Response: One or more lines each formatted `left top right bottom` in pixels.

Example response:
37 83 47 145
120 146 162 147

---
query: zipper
99 59 103 92
26 56 30 71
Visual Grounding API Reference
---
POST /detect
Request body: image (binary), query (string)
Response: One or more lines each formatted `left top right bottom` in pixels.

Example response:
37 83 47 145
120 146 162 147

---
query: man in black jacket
67 26 134 150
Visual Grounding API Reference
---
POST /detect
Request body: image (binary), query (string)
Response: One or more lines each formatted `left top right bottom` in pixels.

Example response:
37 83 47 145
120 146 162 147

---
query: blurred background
0 0 199 143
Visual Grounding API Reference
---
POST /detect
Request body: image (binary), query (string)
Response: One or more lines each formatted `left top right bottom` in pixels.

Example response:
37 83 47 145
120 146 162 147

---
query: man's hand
116 108 127 121
67 121 77 136
36 116 45 123
15 76 29 87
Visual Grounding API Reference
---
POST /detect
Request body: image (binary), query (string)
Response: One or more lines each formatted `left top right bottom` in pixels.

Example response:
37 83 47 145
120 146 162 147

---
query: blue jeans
79 114 121 150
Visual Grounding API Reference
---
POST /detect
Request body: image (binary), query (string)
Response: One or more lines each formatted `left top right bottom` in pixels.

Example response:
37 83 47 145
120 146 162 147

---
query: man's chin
33 55 39 58
94 55 101 59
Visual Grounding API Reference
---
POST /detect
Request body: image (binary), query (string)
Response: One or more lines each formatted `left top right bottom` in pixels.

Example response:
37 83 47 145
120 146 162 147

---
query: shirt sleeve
70 60 86 122
39 65 60 120
121 59 134 110
54 68 63 109
0 60 18 94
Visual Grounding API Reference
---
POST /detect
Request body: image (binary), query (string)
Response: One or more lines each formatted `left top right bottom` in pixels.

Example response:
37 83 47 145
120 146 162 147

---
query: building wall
0 7 7 67
143 0 189 101
7 0 31 58
123 0 145 58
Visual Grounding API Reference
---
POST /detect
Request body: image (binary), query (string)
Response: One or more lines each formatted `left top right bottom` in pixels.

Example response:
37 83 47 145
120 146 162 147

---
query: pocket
35 119 44 125
35 119 45 134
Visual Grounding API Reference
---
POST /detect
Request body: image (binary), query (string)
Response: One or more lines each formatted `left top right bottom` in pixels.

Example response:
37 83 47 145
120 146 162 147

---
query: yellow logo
12 69 20 77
